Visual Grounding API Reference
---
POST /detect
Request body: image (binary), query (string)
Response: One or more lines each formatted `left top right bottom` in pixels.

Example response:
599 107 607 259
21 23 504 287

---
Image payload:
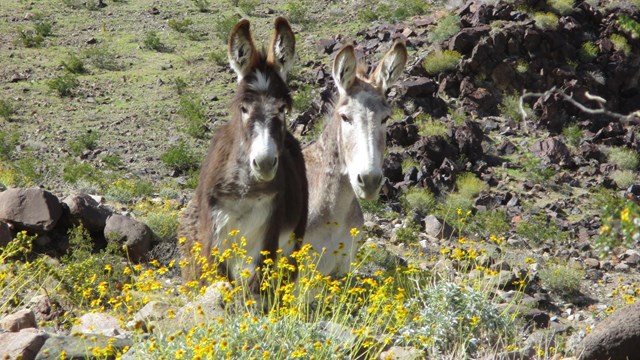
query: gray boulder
0 188 62 233
0 309 37 332
577 301 640 360
0 328 48 360
35 334 132 360
104 214 152 262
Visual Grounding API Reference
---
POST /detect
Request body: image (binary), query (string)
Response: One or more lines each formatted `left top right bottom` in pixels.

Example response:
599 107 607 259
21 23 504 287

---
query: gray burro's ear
228 18 258 82
332 44 357 95
268 16 296 80
371 40 408 92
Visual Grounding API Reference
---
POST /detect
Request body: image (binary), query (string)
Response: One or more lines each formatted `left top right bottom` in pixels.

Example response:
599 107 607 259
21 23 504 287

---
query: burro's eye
240 105 249 114
278 105 286 113
340 113 351 123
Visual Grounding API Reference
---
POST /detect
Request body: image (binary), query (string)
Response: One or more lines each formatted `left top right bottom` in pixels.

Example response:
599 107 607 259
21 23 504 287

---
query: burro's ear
332 44 357 95
370 40 408 92
268 17 296 80
228 19 258 82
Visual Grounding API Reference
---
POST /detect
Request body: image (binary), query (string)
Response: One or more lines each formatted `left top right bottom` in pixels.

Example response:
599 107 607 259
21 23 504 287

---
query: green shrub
456 172 487 199
284 0 309 24
516 58 529 73
611 169 637 189
539 262 583 297
579 41 599 62
214 14 240 42
82 47 123 71
428 15 460 44
192 0 210 12
468 209 510 238
106 178 154 203
238 0 260 14
516 214 566 245
547 0 575 15
402 187 437 215
422 50 461 75
209 49 227 66
0 129 19 160
62 160 100 184
608 146 639 170
357 7 378 22
173 77 188 95
47 75 79 97
394 218 422 244
401 157 420 173
416 115 448 137
61 53 86 74
68 131 99 156
178 95 208 139
16 28 44 47
610 33 631 54
102 153 123 169
160 141 200 174
143 31 164 51
533 12 559 30
499 93 535 123
293 85 312 112
617 14 640 39
562 124 582 148
0 100 15 121
168 18 193 33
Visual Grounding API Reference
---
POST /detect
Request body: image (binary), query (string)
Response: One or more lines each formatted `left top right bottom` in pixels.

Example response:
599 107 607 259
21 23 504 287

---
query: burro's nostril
252 158 258 169
272 156 278 167
357 174 364 185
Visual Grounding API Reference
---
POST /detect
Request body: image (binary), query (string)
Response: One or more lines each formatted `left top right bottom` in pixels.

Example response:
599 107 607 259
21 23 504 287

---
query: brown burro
178 17 308 293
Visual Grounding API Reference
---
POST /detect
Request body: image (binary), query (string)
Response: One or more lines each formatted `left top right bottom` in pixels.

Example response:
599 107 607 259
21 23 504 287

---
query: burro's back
178 17 308 293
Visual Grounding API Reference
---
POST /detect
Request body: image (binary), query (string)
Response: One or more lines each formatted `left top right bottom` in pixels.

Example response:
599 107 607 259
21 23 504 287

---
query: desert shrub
62 160 100 184
617 14 640 39
214 14 239 42
209 49 227 66
102 153 123 169
608 146 639 170
533 12 559 30
173 77 188 95
402 187 437 215
293 85 312 112
610 33 631 54
61 53 86 74
499 93 536 123
168 18 193 33
133 200 180 242
396 281 511 355
178 94 208 139
143 31 165 51
393 219 422 244
192 0 210 12
597 188 640 253
34 21 53 37
358 6 378 22
47 74 79 97
579 41 599 62
611 169 637 189
82 47 123 71
106 178 154 203
284 0 309 24
160 141 200 174
422 50 461 75
16 28 44 47
428 15 460 44
0 100 15 121
0 129 19 160
562 124 582 148
401 157 420 173
547 0 574 15
68 131 99 156
416 116 447 137
516 214 566 245
468 209 510 238
456 172 487 199
539 262 583 297
238 0 260 14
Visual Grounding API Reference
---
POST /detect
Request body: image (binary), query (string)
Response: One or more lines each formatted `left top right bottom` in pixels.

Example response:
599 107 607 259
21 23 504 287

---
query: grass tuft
422 50 461 75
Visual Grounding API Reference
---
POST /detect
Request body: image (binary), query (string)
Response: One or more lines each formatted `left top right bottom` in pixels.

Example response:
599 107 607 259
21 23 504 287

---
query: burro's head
228 17 295 182
332 41 407 200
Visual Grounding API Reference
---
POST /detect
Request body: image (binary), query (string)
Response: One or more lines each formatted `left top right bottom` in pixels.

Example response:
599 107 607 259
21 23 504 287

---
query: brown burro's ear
267 16 296 81
370 40 408 93
228 18 258 82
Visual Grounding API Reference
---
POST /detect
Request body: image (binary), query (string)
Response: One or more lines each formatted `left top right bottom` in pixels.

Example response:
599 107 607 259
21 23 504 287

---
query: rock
104 214 152 262
530 137 573 167
387 119 419 147
576 302 640 360
583 258 600 269
0 188 62 233
174 282 230 330
63 194 113 234
423 215 456 239
0 221 12 247
397 77 437 98
449 26 490 55
497 140 517 155
378 346 423 360
35 334 132 360
70 312 125 337
0 328 48 360
412 136 459 172
383 153 404 183
497 304 550 329
27 295 64 323
128 301 175 332
0 309 37 332
451 120 484 161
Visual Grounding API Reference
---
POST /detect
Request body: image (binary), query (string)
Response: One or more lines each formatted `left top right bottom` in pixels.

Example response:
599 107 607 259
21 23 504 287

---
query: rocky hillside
2 0 640 359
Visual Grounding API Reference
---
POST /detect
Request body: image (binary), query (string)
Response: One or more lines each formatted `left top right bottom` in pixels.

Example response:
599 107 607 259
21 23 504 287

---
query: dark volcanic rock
412 136 459 172
104 214 152 262
387 119 420 147
451 120 484 161
383 153 404 183
63 194 113 234
530 137 574 167
577 302 640 360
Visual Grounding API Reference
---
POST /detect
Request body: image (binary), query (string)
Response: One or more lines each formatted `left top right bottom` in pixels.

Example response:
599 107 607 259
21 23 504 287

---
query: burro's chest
211 193 276 245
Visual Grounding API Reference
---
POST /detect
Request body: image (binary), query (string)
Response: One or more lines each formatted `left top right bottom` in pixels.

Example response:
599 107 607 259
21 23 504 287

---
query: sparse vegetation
143 31 166 52
160 141 200 174
547 0 575 15
82 47 122 71
178 94 208 139
16 28 44 48
284 0 309 24
402 187 437 215
192 0 211 12
209 49 227 66
238 0 260 14
0 129 19 160
579 41 599 62
106 178 155 203
214 14 240 42
293 85 313 112
422 50 461 75
617 14 640 39
610 33 631 54
168 18 193 33
61 53 86 74
608 146 639 170
562 124 582 148
539 262 584 297
499 93 534 123
533 12 559 30
516 213 566 245
0 100 15 121
611 169 637 189
68 131 99 156
428 15 461 44
456 172 487 199
47 74 80 97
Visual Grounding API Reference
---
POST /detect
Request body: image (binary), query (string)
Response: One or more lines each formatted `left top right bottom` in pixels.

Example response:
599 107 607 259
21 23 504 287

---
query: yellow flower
621 208 631 223
178 237 187 245
175 348 185 359
104 264 112 272
350 228 360 237
229 229 240 236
